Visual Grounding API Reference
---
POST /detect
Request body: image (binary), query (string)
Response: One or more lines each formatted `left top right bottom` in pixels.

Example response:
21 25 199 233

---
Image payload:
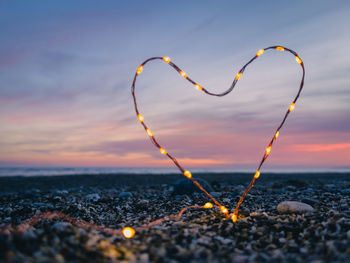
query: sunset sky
0 1 349 170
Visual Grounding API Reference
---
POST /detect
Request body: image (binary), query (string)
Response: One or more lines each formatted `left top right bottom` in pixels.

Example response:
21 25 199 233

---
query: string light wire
131 45 305 221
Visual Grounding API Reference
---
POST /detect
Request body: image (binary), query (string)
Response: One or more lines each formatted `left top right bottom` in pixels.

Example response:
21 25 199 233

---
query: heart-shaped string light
132 46 305 223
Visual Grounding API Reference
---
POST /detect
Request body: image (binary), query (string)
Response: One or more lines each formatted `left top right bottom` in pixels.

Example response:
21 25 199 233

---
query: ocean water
0 167 240 177
0 167 349 177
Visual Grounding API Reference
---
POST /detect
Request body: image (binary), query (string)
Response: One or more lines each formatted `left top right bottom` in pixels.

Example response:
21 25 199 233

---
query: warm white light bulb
220 206 228 214
137 114 144 122
232 214 238 222
289 103 295 111
275 131 279 138
163 57 171 63
204 202 213 209
254 170 260 179
256 49 264 56
266 146 271 155
146 129 153 137
295 56 302 64
122 227 135 238
136 65 143 74
184 170 192 178
194 84 202 91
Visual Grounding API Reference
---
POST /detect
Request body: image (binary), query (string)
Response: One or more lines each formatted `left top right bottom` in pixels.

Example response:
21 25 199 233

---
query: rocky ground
0 173 349 263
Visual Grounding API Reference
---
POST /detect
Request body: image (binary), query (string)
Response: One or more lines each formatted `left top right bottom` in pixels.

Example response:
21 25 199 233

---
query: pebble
85 193 101 201
55 190 68 195
285 185 297 191
301 197 318 206
210 192 221 198
53 196 63 202
0 175 349 263
52 222 72 232
173 178 213 195
118 192 132 199
277 201 315 214
22 228 37 240
138 199 149 205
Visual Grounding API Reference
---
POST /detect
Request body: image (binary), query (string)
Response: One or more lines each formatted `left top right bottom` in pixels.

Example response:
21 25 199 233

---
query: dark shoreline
0 172 349 193
1 173 349 262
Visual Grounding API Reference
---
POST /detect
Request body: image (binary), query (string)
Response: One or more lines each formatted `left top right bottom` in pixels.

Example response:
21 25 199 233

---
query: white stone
85 193 101 201
277 201 314 214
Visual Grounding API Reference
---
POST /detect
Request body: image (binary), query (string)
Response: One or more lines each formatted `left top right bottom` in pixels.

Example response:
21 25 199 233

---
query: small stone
301 198 318 205
341 189 350 194
285 185 297 191
53 196 63 202
139 253 149 262
272 182 284 189
285 179 309 188
300 247 308 254
278 237 286 244
22 228 37 240
55 190 68 195
32 202 44 207
85 193 101 201
277 201 314 214
173 178 213 195
210 192 221 198
222 198 231 203
118 192 132 198
138 199 149 205
271 249 284 259
52 222 72 232
54 253 65 263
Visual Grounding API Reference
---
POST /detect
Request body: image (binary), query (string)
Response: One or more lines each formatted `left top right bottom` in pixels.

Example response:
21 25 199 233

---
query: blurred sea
0 167 349 177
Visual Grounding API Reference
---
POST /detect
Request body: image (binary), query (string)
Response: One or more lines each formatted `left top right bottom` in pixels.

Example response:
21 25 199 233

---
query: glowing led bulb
180 71 187 78
137 114 144 122
194 84 202 91
163 57 171 63
295 56 302 64
122 227 135 238
256 49 264 56
136 65 143 74
235 72 242 80
159 148 167 155
220 206 228 214
266 146 272 155
289 103 295 111
275 131 279 138
231 214 238 222
254 170 260 179
184 170 192 178
146 129 153 137
276 46 285 51
204 202 213 209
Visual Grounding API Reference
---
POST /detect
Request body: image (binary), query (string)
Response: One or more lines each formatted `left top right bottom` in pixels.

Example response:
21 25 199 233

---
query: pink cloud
291 143 350 152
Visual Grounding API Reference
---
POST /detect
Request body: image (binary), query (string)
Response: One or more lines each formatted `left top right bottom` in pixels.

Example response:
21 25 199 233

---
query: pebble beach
0 172 349 262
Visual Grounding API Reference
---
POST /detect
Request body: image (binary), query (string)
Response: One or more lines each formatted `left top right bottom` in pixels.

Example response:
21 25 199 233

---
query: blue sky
0 0 350 169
